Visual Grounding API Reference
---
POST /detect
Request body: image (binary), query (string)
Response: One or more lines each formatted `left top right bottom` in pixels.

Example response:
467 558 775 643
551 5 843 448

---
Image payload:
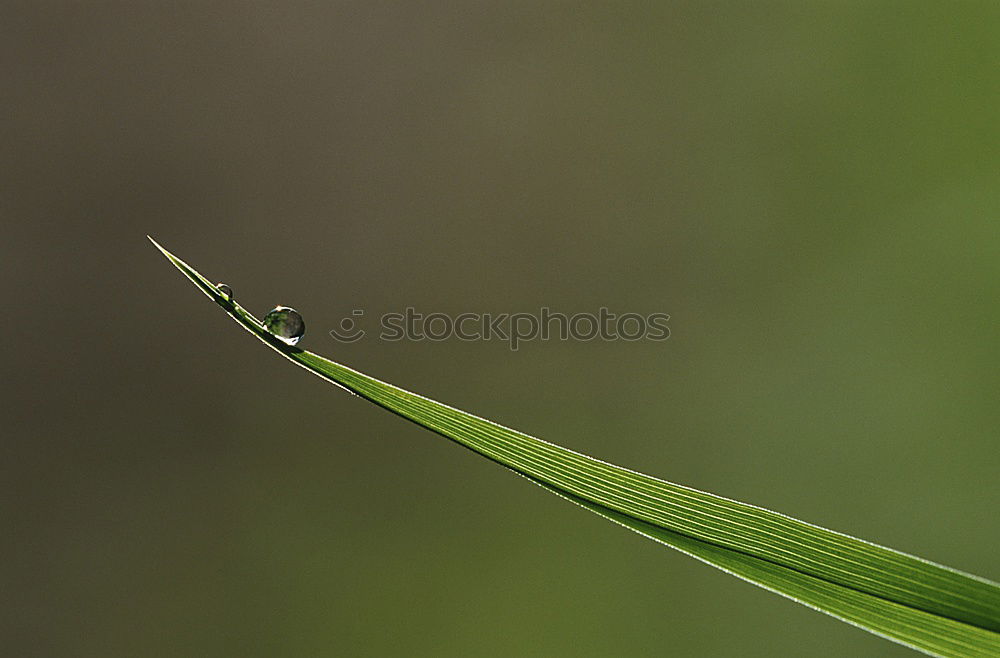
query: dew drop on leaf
263 306 305 345
216 283 233 300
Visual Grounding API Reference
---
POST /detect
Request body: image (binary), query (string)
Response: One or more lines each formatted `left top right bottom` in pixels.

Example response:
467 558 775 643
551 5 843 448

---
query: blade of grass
150 237 1000 657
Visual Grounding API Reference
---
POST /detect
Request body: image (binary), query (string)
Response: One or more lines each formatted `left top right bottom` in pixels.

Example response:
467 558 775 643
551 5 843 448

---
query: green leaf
150 237 1000 657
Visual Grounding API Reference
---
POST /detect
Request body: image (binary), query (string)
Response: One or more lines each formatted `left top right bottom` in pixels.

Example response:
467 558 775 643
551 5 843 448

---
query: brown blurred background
3 2 998 656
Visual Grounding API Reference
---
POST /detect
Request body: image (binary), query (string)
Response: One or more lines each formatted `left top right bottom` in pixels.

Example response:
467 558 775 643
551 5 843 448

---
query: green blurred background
3 2 998 656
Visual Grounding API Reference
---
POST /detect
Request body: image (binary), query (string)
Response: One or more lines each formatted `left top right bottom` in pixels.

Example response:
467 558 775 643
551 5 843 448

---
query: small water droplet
216 283 233 300
263 306 305 345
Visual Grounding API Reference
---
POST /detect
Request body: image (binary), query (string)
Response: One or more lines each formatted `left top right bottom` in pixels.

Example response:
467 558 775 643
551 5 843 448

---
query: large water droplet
263 306 305 345
216 283 233 300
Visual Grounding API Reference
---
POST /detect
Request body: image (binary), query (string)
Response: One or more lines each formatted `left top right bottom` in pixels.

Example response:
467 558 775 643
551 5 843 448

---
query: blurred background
3 2 998 656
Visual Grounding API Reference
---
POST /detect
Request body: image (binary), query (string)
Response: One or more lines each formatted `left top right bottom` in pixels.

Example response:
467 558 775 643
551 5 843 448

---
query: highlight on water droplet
263 306 305 345
216 283 233 300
